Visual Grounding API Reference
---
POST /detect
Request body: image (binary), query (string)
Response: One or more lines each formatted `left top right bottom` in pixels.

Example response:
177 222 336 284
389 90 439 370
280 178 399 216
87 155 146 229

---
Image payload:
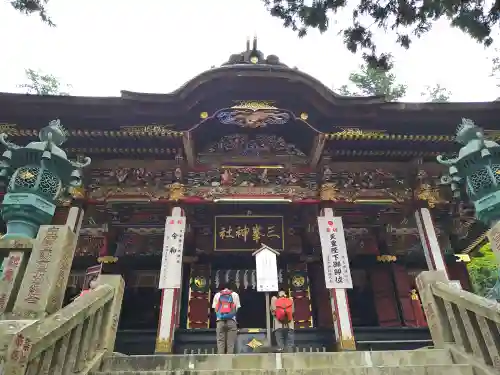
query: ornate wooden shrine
0 39 495 353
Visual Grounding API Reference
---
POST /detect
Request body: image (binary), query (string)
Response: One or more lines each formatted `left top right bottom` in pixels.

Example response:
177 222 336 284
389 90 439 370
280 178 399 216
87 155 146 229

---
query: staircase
93 349 473 375
0 270 499 375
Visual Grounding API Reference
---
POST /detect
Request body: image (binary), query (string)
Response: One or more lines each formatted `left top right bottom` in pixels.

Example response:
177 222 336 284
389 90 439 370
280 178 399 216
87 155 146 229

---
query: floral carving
205 134 305 157
187 168 316 189
320 167 411 202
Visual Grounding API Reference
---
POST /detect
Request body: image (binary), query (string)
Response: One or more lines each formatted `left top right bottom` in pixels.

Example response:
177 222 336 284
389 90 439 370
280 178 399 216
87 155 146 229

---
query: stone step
99 350 453 372
92 363 474 375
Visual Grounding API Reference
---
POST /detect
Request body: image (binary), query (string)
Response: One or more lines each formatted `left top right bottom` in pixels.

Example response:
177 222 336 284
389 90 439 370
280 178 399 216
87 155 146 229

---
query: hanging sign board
214 215 284 251
317 217 353 289
253 244 279 292
159 216 186 289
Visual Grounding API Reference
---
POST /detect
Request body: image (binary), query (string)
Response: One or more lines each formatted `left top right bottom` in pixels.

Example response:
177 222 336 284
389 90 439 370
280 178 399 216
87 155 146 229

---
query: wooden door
369 266 401 326
392 264 417 327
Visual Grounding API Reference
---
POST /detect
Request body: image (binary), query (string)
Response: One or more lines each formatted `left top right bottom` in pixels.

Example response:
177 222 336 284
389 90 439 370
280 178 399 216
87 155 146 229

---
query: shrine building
0 39 494 354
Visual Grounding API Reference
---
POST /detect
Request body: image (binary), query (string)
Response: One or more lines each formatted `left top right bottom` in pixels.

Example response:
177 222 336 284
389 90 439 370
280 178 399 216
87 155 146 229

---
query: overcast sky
0 0 498 102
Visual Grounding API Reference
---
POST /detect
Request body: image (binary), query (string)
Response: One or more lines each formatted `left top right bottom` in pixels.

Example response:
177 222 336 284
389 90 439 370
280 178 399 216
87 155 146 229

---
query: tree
263 0 500 69
336 63 407 101
420 84 452 102
18 69 71 95
467 242 499 297
490 48 500 88
10 0 54 26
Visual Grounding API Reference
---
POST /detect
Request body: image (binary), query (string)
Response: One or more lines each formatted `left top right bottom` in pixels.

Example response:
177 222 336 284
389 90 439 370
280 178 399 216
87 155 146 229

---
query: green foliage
420 84 452 102
467 242 499 297
10 0 54 26
336 63 407 101
263 0 500 70
18 69 70 96
490 48 500 89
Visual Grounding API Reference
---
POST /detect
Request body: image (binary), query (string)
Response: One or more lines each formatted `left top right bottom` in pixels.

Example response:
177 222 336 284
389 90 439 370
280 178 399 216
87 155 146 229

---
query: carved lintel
185 185 317 201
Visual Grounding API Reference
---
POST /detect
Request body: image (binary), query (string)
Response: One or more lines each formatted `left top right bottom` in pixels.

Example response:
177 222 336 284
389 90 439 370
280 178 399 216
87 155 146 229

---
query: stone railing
0 275 124 375
417 271 500 372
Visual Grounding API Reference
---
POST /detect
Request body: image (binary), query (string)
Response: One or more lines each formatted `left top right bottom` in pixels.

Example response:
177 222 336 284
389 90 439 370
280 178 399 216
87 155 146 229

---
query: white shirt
212 289 241 320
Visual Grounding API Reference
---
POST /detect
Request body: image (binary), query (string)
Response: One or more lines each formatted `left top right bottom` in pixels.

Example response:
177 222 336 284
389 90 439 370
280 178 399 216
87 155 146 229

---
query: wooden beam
309 133 326 168
183 131 195 168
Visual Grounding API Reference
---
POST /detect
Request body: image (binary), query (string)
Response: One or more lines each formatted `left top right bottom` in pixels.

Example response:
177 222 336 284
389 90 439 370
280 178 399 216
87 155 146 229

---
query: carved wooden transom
204 134 305 157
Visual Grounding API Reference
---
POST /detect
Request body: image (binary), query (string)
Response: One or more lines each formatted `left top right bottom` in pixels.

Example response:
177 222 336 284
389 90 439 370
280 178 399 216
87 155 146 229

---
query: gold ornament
246 338 263 349
168 182 185 201
320 183 340 201
416 183 441 208
155 338 172 353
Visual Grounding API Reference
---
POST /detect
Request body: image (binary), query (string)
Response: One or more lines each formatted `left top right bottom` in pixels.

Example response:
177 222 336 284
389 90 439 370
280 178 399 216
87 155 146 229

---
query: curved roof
121 38 386 108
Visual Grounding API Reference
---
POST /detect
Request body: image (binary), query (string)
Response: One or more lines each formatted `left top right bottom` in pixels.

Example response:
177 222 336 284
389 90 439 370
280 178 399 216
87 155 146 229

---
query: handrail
431 282 500 324
2 275 124 375
417 271 500 372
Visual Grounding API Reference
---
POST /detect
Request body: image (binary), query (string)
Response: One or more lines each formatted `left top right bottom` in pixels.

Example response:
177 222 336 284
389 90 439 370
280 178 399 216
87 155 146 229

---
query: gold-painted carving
120 124 181 136
320 183 341 201
291 275 305 288
155 338 172 353
193 276 206 288
218 101 290 128
0 123 17 132
97 256 118 264
329 128 386 138
416 183 442 207
168 182 185 201
376 255 397 263
231 101 277 111
69 186 85 198
246 338 263 349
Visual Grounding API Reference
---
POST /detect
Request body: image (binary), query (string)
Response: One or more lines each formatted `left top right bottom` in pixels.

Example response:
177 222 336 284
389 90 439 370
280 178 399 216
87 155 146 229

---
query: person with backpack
271 290 295 352
212 283 241 354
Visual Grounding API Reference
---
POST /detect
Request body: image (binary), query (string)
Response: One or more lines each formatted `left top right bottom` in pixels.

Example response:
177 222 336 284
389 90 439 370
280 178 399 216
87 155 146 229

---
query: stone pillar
0 238 34 318
320 207 355 351
156 206 185 354
10 206 84 319
415 207 449 279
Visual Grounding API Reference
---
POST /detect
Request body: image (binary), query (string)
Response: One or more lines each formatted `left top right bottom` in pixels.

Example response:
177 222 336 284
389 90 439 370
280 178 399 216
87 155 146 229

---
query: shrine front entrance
208 268 267 329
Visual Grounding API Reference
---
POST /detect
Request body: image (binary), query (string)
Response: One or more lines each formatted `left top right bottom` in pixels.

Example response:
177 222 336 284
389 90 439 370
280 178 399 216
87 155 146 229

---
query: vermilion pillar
320 207 355 351
156 206 185 353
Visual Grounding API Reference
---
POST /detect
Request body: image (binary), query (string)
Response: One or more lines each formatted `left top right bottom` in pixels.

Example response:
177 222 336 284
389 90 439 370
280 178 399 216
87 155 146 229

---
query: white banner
317 217 353 289
159 216 186 289
255 248 279 292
